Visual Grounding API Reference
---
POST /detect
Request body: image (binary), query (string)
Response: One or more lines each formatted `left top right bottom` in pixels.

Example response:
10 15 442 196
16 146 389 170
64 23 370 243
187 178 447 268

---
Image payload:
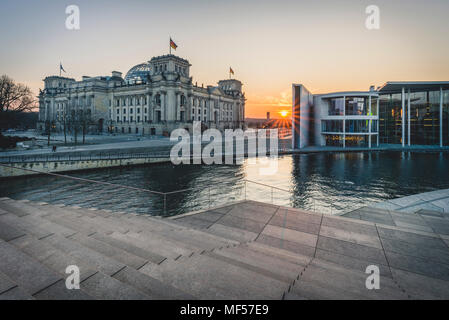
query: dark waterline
1 152 449 216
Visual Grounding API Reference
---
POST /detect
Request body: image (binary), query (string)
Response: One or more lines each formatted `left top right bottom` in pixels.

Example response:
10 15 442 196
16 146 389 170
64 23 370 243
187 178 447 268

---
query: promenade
1 197 448 299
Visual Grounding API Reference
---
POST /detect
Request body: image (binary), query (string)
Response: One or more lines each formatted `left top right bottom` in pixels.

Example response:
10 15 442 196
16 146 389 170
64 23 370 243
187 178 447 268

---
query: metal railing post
163 194 167 215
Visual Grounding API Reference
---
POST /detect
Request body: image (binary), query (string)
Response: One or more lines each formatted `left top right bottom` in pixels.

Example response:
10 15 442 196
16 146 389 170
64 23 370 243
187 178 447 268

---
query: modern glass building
292 81 449 149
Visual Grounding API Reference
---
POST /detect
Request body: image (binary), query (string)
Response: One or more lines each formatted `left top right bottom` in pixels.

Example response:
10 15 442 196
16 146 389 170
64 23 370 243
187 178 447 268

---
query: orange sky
2 0 449 119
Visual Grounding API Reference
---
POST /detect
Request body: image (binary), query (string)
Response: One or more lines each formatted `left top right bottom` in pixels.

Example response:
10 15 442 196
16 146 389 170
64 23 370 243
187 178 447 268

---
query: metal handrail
0 163 351 216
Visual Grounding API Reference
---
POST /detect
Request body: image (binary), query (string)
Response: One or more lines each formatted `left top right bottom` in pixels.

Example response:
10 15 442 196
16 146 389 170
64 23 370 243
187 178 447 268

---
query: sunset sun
279 110 289 118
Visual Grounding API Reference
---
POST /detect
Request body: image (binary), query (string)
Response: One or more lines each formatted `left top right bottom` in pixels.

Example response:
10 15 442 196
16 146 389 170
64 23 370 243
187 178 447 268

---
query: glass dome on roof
124 63 151 83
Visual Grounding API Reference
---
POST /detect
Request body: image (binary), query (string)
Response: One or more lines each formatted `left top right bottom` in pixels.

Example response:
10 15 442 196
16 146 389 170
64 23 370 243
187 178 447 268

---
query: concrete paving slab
0 271 16 294
92 232 170 263
0 241 61 295
217 214 267 234
314 248 392 278
385 250 449 281
261 224 318 248
256 234 316 257
207 223 258 242
140 253 287 299
381 237 449 265
80 272 149 300
68 233 148 270
0 219 26 241
41 234 126 276
113 266 196 300
316 236 388 266
33 279 93 300
319 225 383 249
0 286 34 300
269 213 320 235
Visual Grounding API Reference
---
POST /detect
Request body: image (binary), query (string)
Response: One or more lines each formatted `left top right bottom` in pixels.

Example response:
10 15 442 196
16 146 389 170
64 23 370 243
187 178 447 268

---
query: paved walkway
363 188 449 214
1 198 448 299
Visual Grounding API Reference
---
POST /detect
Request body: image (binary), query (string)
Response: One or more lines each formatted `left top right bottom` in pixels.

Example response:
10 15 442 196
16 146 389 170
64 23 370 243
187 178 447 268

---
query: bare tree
0 75 36 130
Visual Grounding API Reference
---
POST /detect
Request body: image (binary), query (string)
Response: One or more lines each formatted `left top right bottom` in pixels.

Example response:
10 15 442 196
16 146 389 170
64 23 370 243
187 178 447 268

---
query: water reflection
1 152 449 216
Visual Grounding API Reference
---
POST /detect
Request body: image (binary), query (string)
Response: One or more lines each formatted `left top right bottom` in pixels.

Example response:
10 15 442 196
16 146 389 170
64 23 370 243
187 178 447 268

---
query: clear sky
1 0 449 118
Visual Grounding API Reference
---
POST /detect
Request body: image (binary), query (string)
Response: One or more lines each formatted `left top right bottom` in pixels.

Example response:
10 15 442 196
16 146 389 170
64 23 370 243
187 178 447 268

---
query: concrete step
139 253 288 299
0 286 35 300
106 231 190 260
42 206 133 234
298 259 407 299
0 213 53 240
42 214 104 236
33 279 93 300
18 212 77 238
79 271 150 300
0 271 16 295
245 242 312 266
0 200 32 217
0 240 61 296
91 232 168 265
40 234 126 276
67 233 148 270
0 219 26 242
10 234 98 282
112 266 197 300
208 245 303 283
287 278 363 300
205 223 259 242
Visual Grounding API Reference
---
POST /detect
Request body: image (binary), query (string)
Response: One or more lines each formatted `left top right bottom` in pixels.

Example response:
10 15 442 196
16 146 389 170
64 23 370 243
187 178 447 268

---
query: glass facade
345 97 369 116
345 120 369 133
322 120 343 132
379 89 449 146
379 93 402 144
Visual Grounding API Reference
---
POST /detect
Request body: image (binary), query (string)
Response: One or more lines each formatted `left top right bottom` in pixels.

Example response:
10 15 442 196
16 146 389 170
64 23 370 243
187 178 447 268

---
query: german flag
170 38 178 50
230 67 234 75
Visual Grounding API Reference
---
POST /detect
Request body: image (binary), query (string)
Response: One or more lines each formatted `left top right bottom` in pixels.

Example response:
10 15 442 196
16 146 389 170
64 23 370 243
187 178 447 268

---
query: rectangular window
130 116 133 122
117 116 119 122
345 97 368 116
137 108 140 114
328 98 344 115
322 120 343 133
345 120 369 133
137 116 140 122
123 116 126 122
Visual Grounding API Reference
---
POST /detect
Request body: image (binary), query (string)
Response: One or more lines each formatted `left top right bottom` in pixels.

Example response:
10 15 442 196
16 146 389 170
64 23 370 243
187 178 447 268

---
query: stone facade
37 55 246 136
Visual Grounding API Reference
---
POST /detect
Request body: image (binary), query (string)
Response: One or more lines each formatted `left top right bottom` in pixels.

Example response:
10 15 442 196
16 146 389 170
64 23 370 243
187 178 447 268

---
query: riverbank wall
0 157 170 177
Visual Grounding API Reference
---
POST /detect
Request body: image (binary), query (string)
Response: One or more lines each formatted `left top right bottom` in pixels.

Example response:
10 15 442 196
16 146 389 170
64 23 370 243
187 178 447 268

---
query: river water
1 152 449 216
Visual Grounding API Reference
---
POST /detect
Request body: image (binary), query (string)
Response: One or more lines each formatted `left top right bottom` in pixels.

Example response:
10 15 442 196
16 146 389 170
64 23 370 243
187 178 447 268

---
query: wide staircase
1 198 448 299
